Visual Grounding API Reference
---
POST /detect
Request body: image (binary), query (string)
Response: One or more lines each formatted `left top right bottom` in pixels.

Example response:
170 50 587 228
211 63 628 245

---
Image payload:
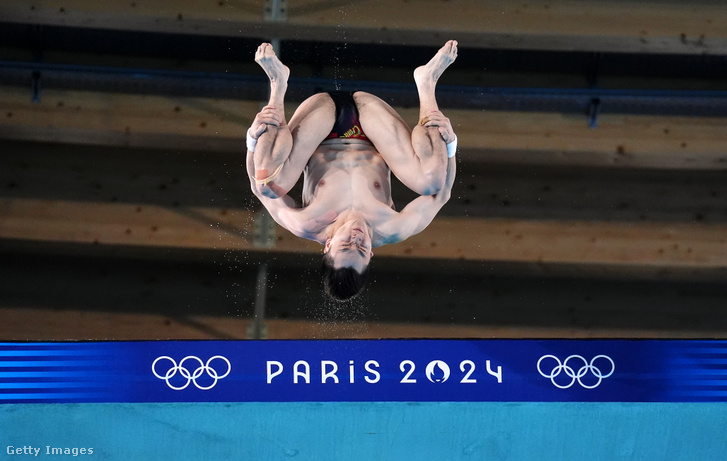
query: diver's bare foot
255 42 290 84
414 40 458 89
255 43 290 111
253 43 292 194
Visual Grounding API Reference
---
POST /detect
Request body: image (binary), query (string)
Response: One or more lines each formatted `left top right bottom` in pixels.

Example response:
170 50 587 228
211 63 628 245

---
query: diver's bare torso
300 138 398 247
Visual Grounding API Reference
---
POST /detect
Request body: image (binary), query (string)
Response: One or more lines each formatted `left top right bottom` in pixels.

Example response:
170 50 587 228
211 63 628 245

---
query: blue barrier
1 340 726 403
2 340 726 460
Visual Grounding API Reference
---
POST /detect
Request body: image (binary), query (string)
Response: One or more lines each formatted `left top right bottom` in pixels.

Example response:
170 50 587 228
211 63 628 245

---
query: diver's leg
357 40 458 195
413 40 458 127
409 39 458 193
249 43 335 197
283 93 336 184
251 42 291 184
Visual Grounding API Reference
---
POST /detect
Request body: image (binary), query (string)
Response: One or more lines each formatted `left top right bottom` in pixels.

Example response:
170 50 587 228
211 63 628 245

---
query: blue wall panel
3 402 726 460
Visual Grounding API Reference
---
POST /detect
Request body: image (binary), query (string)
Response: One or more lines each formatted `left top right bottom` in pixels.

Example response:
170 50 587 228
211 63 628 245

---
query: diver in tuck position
246 40 458 301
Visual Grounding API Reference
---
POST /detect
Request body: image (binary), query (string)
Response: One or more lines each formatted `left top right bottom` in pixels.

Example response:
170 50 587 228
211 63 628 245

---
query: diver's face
324 220 373 273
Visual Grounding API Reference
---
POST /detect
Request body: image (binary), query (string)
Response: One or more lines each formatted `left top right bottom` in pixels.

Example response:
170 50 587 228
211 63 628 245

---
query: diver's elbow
436 189 452 204
251 182 284 199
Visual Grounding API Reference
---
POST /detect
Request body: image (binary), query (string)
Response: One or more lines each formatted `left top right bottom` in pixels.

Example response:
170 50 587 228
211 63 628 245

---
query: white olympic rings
152 355 231 390
537 354 615 389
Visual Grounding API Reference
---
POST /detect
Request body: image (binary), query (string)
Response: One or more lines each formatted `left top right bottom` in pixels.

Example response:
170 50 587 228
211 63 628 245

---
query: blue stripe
0 342 98 347
671 390 727 397
0 371 107 378
687 380 727 386
0 382 97 389
690 357 727 363
0 360 99 367
0 349 102 357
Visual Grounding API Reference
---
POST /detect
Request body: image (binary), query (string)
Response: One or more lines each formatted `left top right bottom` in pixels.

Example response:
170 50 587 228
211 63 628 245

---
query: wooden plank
2 197 726 280
453 111 727 170
394 217 727 278
0 0 725 54
0 198 305 252
2 87 727 170
0 87 256 152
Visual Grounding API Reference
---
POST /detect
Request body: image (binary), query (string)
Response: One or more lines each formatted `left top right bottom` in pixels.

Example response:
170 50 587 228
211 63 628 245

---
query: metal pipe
2 60 726 117
247 263 268 340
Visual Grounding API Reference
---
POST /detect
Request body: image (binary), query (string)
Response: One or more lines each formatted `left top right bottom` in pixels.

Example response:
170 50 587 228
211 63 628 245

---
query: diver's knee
260 186 280 199
420 169 446 196
251 182 283 199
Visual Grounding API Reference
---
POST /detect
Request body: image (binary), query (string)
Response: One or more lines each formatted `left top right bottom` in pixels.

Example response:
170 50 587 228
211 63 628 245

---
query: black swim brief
324 91 369 141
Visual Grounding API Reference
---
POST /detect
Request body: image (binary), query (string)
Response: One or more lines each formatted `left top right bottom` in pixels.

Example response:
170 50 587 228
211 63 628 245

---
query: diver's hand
420 110 455 144
249 105 282 139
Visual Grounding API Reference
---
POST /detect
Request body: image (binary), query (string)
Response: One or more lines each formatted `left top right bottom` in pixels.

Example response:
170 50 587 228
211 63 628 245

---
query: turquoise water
3 402 726 460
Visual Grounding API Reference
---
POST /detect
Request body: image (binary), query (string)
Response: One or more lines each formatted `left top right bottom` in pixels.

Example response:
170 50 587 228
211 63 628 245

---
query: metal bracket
31 70 41 103
263 0 287 55
586 52 602 128
263 0 288 22
588 97 601 128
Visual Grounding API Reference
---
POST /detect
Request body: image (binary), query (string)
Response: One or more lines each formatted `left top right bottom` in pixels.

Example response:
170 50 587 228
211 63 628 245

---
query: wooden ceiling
1 0 726 339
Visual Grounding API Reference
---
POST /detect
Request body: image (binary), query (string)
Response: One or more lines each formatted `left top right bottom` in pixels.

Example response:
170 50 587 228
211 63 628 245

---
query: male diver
246 40 458 301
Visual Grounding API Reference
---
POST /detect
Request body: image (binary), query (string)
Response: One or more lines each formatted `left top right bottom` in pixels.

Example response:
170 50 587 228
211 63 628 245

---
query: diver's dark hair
321 253 368 301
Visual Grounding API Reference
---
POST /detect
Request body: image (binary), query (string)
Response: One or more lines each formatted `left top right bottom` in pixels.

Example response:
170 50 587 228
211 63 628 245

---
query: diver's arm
377 155 456 244
260 198 336 243
247 157 336 242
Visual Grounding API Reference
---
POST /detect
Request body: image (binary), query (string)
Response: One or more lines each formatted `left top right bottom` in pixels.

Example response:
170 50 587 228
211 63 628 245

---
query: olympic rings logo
537 355 615 389
152 355 231 390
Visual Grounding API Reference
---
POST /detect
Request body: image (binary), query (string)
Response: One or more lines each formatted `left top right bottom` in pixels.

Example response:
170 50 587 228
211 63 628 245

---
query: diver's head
321 218 373 301
321 254 369 301
323 218 373 272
